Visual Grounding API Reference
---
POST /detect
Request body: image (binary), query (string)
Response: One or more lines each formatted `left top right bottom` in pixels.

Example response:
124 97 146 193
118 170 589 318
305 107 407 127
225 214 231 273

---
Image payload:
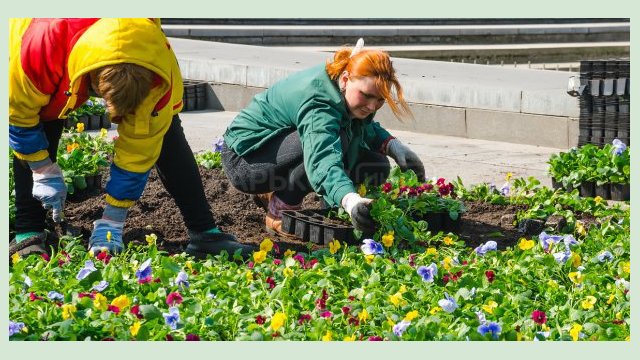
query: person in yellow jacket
9 18 254 259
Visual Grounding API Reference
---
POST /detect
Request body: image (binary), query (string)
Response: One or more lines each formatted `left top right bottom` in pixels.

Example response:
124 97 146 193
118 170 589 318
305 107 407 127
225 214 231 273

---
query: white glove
386 139 425 181
341 192 375 233
29 159 67 223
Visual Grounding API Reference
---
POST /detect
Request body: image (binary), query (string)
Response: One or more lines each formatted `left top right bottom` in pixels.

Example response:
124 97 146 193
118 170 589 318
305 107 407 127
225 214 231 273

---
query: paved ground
97 109 560 188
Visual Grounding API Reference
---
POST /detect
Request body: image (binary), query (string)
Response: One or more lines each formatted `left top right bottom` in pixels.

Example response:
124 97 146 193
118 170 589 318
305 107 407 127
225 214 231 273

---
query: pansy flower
361 239 384 255
163 307 181 330
47 291 64 301
597 251 614 262
438 292 458 313
474 241 497 256
538 232 564 252
93 280 109 292
393 320 411 337
9 321 25 337
417 263 438 282
611 139 627 155
76 260 97 280
135 258 153 283
166 292 184 306
477 321 502 339
175 271 189 289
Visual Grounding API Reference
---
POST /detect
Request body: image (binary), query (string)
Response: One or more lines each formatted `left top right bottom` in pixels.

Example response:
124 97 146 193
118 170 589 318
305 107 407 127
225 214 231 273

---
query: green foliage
547 143 630 187
56 127 113 194
67 97 107 119
195 150 222 169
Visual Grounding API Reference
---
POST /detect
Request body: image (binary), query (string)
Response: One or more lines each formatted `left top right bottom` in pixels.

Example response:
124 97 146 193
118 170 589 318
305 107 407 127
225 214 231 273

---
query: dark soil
51 167 558 255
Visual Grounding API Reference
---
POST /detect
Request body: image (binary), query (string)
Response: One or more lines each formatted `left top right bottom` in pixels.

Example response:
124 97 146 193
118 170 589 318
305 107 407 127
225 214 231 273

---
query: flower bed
9 172 630 341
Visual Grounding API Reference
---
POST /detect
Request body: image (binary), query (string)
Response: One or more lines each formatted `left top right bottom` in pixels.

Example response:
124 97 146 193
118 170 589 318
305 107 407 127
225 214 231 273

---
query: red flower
138 276 153 284
166 292 184 306
96 251 111 264
423 183 434 192
185 334 200 341
382 183 393 193
272 243 280 254
293 254 305 266
265 277 276 290
348 296 356 301
130 304 144 319
612 319 625 325
399 185 409 194
438 184 451 196
40 253 50 262
298 314 312 325
107 305 120 313
436 178 446 186
255 315 266 325
341 306 351 316
271 332 280 338
153 277 161 283
29 292 43 301
78 292 95 299
165 334 174 341
368 336 383 341
531 310 547 325
320 310 333 318
273 259 282 266
485 270 495 283
304 259 318 269
102 337 115 341
247 261 254 269
348 316 360 326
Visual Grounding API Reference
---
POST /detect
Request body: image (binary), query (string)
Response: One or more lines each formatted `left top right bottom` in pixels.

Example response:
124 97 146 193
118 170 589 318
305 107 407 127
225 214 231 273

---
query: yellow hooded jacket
9 18 184 207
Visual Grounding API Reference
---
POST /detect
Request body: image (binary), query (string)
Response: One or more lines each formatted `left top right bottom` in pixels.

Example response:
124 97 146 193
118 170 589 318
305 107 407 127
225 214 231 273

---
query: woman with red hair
222 39 425 236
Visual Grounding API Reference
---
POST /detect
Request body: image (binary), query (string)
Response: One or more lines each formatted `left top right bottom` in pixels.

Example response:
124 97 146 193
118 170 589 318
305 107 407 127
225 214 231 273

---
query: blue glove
29 159 67 223
89 205 128 254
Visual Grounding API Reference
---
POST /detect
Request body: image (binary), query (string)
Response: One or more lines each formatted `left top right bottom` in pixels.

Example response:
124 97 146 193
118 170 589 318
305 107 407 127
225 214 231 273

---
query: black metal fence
578 59 630 147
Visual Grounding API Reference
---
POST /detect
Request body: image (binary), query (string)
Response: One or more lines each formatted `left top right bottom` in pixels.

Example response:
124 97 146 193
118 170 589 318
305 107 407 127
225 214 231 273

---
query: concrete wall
172 38 581 149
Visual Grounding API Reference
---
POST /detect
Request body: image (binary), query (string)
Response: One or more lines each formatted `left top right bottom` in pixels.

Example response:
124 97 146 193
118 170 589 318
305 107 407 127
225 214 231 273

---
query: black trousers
221 131 390 205
13 115 215 234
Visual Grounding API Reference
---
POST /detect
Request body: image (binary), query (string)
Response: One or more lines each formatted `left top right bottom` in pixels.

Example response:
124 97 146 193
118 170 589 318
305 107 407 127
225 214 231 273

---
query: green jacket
224 64 392 207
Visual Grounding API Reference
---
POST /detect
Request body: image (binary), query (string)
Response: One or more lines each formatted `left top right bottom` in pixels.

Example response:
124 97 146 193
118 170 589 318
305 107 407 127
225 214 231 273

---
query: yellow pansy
145 233 157 246
76 122 85 132
505 172 513 182
482 300 498 314
245 271 254 282
389 292 406 307
442 256 453 271
284 249 296 257
260 238 274 252
426 247 438 256
93 293 108 311
253 250 267 264
568 271 583 284
404 310 419 321
571 253 582 268
66 143 80 153
283 267 294 278
130 321 141 337
364 254 375 264
581 296 597 310
328 239 341 254
621 261 630 274
594 196 603 204
270 312 286 331
358 309 370 323
429 307 442 315
322 331 333 341
575 221 586 236
607 294 615 305
185 261 193 272
518 238 535 250
615 312 623 320
11 253 21 265
547 279 558 288
443 236 455 245
399 285 408 293
516 332 524 341
343 334 356 341
358 184 367 197
569 324 582 341
62 304 77 320
381 231 394 248
100 128 108 138
386 317 395 327
111 295 130 310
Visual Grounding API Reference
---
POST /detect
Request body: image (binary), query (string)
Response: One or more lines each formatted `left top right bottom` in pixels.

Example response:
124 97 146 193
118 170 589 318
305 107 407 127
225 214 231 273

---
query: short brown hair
91 63 153 117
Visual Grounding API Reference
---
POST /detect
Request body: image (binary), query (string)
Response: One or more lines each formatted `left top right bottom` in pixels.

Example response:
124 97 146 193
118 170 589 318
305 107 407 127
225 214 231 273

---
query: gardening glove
89 204 128 254
341 192 376 233
28 158 67 223
386 139 426 181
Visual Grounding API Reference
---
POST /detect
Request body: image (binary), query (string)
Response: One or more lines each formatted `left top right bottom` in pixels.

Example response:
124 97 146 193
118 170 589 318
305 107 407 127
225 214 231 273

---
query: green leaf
139 304 163 320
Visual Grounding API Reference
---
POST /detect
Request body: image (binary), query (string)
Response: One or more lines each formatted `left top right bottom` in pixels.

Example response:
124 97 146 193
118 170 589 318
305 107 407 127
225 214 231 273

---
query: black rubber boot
186 230 256 260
